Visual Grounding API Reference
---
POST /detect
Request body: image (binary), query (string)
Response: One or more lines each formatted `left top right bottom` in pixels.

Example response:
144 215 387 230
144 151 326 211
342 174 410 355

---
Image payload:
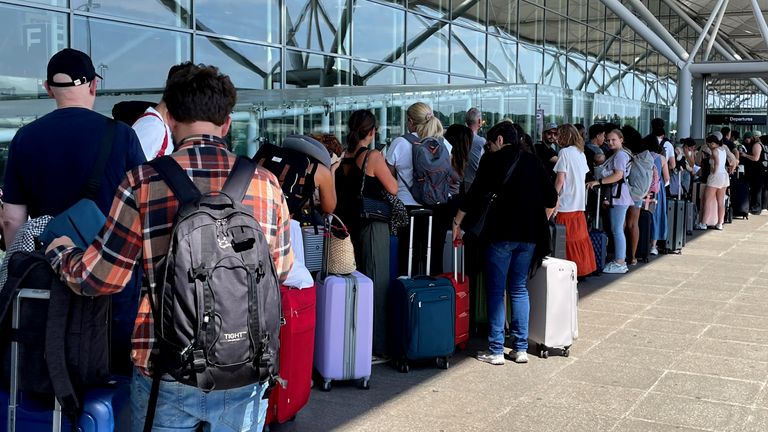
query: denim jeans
131 369 268 432
485 241 536 354
609 205 629 262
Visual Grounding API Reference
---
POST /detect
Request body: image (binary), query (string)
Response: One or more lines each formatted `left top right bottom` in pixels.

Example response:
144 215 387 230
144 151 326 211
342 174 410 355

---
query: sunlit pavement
272 214 768 432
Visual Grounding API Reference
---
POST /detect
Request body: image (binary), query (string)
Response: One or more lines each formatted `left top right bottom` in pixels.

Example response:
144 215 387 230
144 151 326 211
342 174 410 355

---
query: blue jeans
609 205 629 262
131 369 268 432
485 241 536 354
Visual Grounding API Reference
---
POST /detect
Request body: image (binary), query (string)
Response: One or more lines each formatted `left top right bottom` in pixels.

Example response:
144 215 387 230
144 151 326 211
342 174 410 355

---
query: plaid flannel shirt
48 135 294 375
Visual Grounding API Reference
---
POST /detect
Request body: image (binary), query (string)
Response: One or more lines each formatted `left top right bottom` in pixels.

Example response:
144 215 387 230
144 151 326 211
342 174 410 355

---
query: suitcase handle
407 209 433 277
453 241 464 283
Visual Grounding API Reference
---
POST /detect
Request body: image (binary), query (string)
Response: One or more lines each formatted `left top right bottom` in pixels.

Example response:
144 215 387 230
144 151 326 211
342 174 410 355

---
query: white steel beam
685 0 728 67
689 61 768 75
600 0 685 68
749 0 768 51
704 0 729 61
624 0 689 61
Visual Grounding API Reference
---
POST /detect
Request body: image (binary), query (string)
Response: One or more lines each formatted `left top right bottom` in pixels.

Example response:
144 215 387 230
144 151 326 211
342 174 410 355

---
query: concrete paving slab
558 359 664 390
628 392 752 431
613 418 711 431
603 328 700 352
579 298 650 315
624 316 710 336
651 371 763 405
703 325 768 345
640 305 720 324
715 313 768 331
669 352 768 382
583 342 681 369
687 338 768 363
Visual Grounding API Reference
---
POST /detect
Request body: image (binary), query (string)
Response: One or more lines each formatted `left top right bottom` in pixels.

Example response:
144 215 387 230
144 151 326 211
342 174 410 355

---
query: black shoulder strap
222 157 257 202
45 275 81 425
82 119 116 200
148 156 201 205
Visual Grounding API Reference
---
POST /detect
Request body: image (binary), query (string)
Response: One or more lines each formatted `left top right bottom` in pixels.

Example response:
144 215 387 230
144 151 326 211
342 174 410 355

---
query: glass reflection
195 36 280 90
284 50 351 87
518 2 543 46
72 0 190 28
405 69 448 84
406 14 449 72
286 0 349 54
487 35 517 82
451 25 486 77
21 0 67 7
488 0 516 37
0 4 67 97
196 0 279 43
353 61 404 86
452 0 486 31
352 1 404 64
518 43 543 84
73 17 190 90
407 0 449 20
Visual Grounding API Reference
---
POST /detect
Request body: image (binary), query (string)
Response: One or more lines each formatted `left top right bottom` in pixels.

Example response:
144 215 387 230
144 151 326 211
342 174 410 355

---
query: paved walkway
272 214 768 432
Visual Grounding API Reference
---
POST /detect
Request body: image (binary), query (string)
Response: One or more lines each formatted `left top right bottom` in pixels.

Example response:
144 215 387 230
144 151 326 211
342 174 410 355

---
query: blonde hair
407 102 443 139
557 124 584 152
607 128 623 142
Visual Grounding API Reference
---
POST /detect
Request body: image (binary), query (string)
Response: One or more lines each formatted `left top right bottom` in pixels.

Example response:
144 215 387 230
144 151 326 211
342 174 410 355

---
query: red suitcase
437 240 470 350
266 284 316 425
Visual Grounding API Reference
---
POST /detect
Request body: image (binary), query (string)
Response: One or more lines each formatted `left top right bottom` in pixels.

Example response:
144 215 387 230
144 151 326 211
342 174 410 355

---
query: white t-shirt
661 139 674 161
132 107 173 160
385 133 420 206
283 220 314 289
553 146 590 212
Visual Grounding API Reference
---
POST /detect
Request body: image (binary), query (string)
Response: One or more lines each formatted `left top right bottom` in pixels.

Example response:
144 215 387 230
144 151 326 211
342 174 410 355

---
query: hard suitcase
266 285 316 424
588 188 608 273
314 272 373 391
729 177 750 219
549 221 567 259
527 257 579 358
664 176 685 254
301 225 324 273
635 209 653 263
436 241 469 350
390 209 455 372
441 230 464 274
5 289 130 432
685 201 697 236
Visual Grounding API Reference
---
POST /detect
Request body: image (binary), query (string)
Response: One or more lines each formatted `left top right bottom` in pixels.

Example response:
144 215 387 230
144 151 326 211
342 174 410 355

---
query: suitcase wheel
436 356 450 370
563 348 570 357
540 349 549 359
457 342 467 351
396 360 410 373
320 380 332 392
358 377 370 390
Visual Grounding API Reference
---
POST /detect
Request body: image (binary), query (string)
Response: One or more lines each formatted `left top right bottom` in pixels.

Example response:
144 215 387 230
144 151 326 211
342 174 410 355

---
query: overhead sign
706 114 767 125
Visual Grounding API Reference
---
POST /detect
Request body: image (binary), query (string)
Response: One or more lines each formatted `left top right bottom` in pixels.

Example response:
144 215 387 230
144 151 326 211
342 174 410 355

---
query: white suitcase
527 257 578 358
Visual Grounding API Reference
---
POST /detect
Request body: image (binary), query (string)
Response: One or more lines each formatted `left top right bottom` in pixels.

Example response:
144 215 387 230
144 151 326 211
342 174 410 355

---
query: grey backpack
408 136 453 205
147 156 281 392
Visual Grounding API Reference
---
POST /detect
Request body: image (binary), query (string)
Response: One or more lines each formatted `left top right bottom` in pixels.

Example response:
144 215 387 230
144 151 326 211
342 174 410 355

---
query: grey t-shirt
463 133 485 192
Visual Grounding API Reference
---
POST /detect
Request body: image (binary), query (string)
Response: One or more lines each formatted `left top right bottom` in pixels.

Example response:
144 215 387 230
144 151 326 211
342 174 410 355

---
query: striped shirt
48 135 294 375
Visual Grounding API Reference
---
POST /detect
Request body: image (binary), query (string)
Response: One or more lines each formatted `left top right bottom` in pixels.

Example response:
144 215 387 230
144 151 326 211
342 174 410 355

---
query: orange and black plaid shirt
48 136 294 375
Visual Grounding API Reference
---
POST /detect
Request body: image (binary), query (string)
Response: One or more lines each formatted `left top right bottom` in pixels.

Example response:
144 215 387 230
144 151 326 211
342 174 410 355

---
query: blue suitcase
588 188 608 273
389 209 455 373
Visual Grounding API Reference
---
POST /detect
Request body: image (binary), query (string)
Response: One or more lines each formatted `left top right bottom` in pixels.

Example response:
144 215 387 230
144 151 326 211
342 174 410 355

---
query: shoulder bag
461 153 521 241
359 150 392 223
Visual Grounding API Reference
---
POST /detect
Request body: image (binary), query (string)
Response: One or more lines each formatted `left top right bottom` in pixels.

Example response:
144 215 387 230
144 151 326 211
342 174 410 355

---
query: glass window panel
73 17 190 91
604 9 622 40
450 75 485 84
542 50 565 88
0 4 67 98
451 26 485 78
196 0 279 43
284 50 351 87
352 61 404 85
633 74 646 101
587 2 605 28
24 0 67 6
73 0 190 28
405 68 448 84
542 10 567 51
518 3 544 46
546 0 568 16
585 61 603 93
488 0 516 37
286 0 349 54
569 0 588 22
452 0 486 31
352 1 404 64
195 36 280 90
405 14 449 72
567 19 587 54
407 0 449 20
566 55 586 90
621 69 633 99
517 43 543 84
604 67 619 96
487 35 517 82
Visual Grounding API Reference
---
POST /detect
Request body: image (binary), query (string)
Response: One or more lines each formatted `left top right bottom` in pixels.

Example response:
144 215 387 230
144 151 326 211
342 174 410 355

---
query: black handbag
359 150 392 223
461 154 521 240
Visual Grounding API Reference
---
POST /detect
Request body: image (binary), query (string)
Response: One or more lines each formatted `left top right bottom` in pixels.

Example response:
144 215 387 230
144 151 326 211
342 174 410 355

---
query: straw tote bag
325 214 357 275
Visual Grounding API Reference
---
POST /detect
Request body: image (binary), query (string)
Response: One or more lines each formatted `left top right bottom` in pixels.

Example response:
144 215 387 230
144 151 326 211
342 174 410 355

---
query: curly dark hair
163 64 236 126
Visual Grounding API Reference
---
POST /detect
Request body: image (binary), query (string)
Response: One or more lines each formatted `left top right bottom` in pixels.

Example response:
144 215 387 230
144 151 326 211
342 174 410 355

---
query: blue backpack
406 136 453 205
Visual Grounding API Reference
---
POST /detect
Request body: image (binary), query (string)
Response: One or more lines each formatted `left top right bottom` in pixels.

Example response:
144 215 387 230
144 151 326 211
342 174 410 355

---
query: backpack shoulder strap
148 156 201 205
222 157 257 202
45 275 81 422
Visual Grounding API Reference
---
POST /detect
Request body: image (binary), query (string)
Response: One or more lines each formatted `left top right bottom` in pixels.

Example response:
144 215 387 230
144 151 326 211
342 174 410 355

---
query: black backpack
0 251 110 421
254 143 318 218
146 156 281 393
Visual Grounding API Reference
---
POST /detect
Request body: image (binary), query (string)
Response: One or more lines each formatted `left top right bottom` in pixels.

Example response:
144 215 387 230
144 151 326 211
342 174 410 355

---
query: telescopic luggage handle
453 238 465 283
407 208 433 277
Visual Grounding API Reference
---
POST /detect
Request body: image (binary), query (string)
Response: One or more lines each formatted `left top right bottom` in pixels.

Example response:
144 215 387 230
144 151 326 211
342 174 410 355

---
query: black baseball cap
46 48 102 87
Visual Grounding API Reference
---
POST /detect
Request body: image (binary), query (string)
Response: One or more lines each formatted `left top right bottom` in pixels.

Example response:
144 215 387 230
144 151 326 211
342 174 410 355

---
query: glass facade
0 0 693 168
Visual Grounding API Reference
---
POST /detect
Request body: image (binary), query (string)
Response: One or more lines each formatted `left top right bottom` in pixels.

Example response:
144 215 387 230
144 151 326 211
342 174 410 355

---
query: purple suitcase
314 271 373 391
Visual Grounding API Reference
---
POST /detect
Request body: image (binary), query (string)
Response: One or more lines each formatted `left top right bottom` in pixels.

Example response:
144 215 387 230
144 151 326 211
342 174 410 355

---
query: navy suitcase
729 177 750 219
588 188 608 273
390 209 455 372
636 209 653 263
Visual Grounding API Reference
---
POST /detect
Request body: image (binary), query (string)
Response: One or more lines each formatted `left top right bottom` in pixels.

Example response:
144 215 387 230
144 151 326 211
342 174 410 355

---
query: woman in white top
553 124 596 277
700 133 730 229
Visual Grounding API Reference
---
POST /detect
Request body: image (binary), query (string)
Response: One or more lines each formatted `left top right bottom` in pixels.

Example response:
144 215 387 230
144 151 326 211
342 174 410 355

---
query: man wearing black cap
3 48 145 245
2 48 145 373
534 122 559 182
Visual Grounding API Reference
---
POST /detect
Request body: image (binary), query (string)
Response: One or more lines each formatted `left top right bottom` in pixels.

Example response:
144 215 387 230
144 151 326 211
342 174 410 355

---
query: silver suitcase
301 225 324 273
527 257 578 358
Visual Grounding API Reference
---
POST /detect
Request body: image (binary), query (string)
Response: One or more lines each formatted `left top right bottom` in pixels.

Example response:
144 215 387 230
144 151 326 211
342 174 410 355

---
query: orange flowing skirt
556 211 597 277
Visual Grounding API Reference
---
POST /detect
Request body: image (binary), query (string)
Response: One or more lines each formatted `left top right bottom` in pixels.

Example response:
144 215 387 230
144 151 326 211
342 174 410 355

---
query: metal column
691 77 706 139
677 65 693 139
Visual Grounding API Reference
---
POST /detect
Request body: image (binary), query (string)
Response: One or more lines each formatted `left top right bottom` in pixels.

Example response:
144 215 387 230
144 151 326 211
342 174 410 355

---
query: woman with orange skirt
553 124 597 277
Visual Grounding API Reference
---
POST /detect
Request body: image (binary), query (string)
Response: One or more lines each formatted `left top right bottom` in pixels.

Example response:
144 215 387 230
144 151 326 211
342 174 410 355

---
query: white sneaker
715 224 723 230
603 261 629 274
650 246 659 256
476 351 505 365
509 351 529 364
695 223 707 230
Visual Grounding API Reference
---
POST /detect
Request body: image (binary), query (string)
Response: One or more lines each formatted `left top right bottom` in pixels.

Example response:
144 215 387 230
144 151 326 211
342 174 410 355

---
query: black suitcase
635 209 653 263
729 177 750 219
